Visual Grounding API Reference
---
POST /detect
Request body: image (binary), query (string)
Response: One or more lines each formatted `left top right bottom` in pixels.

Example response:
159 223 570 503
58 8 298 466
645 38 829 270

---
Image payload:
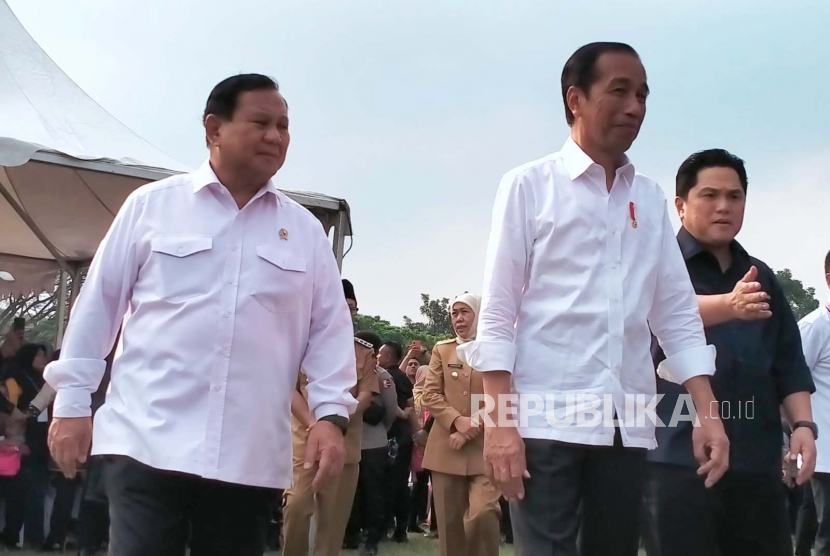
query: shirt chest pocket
149 235 213 302
251 244 307 313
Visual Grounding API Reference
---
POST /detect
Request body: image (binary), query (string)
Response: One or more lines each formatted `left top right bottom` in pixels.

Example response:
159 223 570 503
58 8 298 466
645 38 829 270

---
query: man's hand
484 426 530 501
449 431 467 451
692 414 729 488
48 417 92 479
728 266 772 321
303 420 345 493
787 427 817 486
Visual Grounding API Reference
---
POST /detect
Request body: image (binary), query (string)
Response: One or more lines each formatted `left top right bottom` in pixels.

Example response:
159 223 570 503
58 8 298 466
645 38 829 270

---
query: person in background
1 343 50 549
41 349 84 552
402 343 430 534
423 293 500 556
458 42 728 556
282 280 379 556
379 341 416 543
647 149 816 556
45 74 356 556
799 248 830 555
344 331 398 556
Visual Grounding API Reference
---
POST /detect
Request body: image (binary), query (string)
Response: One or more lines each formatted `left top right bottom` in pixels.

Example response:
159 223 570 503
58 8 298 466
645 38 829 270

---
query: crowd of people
0 39 827 556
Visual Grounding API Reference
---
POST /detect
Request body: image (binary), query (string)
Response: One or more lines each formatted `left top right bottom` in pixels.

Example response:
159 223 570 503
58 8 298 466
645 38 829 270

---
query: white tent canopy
0 0 352 315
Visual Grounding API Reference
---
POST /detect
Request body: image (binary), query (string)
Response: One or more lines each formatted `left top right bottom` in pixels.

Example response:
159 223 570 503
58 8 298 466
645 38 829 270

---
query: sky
6 0 830 324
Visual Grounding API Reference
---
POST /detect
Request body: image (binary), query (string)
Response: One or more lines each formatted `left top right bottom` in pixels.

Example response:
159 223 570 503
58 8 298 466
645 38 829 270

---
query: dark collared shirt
649 228 814 475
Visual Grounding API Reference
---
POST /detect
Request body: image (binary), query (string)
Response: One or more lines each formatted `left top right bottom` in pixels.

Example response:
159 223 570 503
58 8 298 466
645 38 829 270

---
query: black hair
561 42 640 126
355 331 382 355
203 74 281 123
825 249 830 275
676 149 748 199
342 279 357 303
381 341 403 363
2 343 45 378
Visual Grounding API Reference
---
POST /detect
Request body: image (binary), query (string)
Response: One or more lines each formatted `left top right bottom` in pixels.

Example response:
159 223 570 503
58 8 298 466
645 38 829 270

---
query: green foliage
775 268 820 321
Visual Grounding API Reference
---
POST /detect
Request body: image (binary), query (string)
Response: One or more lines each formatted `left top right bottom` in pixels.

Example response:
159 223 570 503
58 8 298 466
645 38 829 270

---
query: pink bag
0 445 21 477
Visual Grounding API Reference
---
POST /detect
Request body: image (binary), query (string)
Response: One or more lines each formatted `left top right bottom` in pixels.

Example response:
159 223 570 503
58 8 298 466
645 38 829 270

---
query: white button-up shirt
800 296 830 473
45 161 357 488
458 138 716 449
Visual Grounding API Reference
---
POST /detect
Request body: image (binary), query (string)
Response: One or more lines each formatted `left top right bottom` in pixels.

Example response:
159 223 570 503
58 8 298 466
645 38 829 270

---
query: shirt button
462 409 469 415
227 278 234 285
464 372 469 377
223 311 231 318
463 391 468 396
231 245 238 252
177 247 185 254
213 384 222 392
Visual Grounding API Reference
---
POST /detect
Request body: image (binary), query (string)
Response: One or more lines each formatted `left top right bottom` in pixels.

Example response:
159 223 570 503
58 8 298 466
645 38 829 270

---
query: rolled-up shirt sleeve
301 224 358 421
649 202 716 384
457 172 533 373
44 192 143 418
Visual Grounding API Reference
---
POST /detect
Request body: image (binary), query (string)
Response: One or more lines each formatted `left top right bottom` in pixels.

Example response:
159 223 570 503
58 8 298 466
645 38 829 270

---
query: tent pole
67 267 81 310
55 270 68 348
333 211 347 273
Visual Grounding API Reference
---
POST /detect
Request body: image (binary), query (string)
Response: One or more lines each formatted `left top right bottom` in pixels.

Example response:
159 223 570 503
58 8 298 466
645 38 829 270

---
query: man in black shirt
647 149 816 556
377 340 414 543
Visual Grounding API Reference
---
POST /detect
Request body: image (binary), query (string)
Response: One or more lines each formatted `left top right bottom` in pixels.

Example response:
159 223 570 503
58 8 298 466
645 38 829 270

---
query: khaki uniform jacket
291 338 379 464
422 339 486 476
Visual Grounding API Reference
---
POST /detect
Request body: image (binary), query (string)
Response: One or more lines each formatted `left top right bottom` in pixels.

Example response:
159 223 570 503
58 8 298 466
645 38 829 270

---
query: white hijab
451 293 481 345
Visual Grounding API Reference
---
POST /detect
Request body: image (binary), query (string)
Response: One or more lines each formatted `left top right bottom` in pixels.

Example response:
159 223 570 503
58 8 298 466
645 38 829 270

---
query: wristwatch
793 421 819 440
318 415 349 436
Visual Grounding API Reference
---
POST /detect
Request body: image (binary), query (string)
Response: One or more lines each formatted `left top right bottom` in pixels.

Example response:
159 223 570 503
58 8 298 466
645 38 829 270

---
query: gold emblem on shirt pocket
251 244 307 313
149 235 213 302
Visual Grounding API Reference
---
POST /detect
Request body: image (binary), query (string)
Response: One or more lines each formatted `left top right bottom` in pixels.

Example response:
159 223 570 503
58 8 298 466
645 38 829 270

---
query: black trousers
45 472 83 545
510 432 646 556
812 472 830 556
409 469 430 529
649 462 791 556
385 439 413 536
346 447 388 547
795 481 818 556
103 456 276 556
2 458 50 546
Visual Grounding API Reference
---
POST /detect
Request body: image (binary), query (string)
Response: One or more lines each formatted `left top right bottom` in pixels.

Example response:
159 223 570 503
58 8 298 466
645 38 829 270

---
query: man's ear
674 196 686 222
204 114 223 148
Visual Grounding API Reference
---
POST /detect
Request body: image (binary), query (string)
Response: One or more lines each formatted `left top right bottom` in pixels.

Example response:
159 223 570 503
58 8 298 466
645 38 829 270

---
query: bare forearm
683 375 720 421
697 294 734 327
783 392 813 425
481 371 512 427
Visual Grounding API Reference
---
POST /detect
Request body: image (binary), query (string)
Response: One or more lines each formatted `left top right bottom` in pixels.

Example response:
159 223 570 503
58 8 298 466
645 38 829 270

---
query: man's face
676 167 746 249
346 298 358 323
404 358 420 380
571 52 648 156
377 345 395 369
209 89 290 183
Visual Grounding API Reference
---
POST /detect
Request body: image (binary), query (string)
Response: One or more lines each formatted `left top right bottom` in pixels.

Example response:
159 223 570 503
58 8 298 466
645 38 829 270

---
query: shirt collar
677 226 749 264
560 136 636 185
191 159 280 199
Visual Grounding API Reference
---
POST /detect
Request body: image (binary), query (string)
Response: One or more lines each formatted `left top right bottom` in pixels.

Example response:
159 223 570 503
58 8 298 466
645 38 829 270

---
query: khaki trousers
282 458 359 556
431 471 501 556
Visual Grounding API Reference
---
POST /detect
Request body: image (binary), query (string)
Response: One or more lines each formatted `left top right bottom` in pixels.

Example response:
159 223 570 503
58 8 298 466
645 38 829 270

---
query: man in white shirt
457 42 729 556
44 74 357 556
800 250 830 556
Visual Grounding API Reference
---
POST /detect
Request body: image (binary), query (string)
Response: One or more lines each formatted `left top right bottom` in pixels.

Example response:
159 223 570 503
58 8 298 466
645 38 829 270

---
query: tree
353 314 443 351
404 293 453 338
775 268 819 321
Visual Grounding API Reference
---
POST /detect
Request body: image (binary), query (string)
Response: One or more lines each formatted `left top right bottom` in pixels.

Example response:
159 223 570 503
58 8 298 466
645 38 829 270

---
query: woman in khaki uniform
422 293 501 556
